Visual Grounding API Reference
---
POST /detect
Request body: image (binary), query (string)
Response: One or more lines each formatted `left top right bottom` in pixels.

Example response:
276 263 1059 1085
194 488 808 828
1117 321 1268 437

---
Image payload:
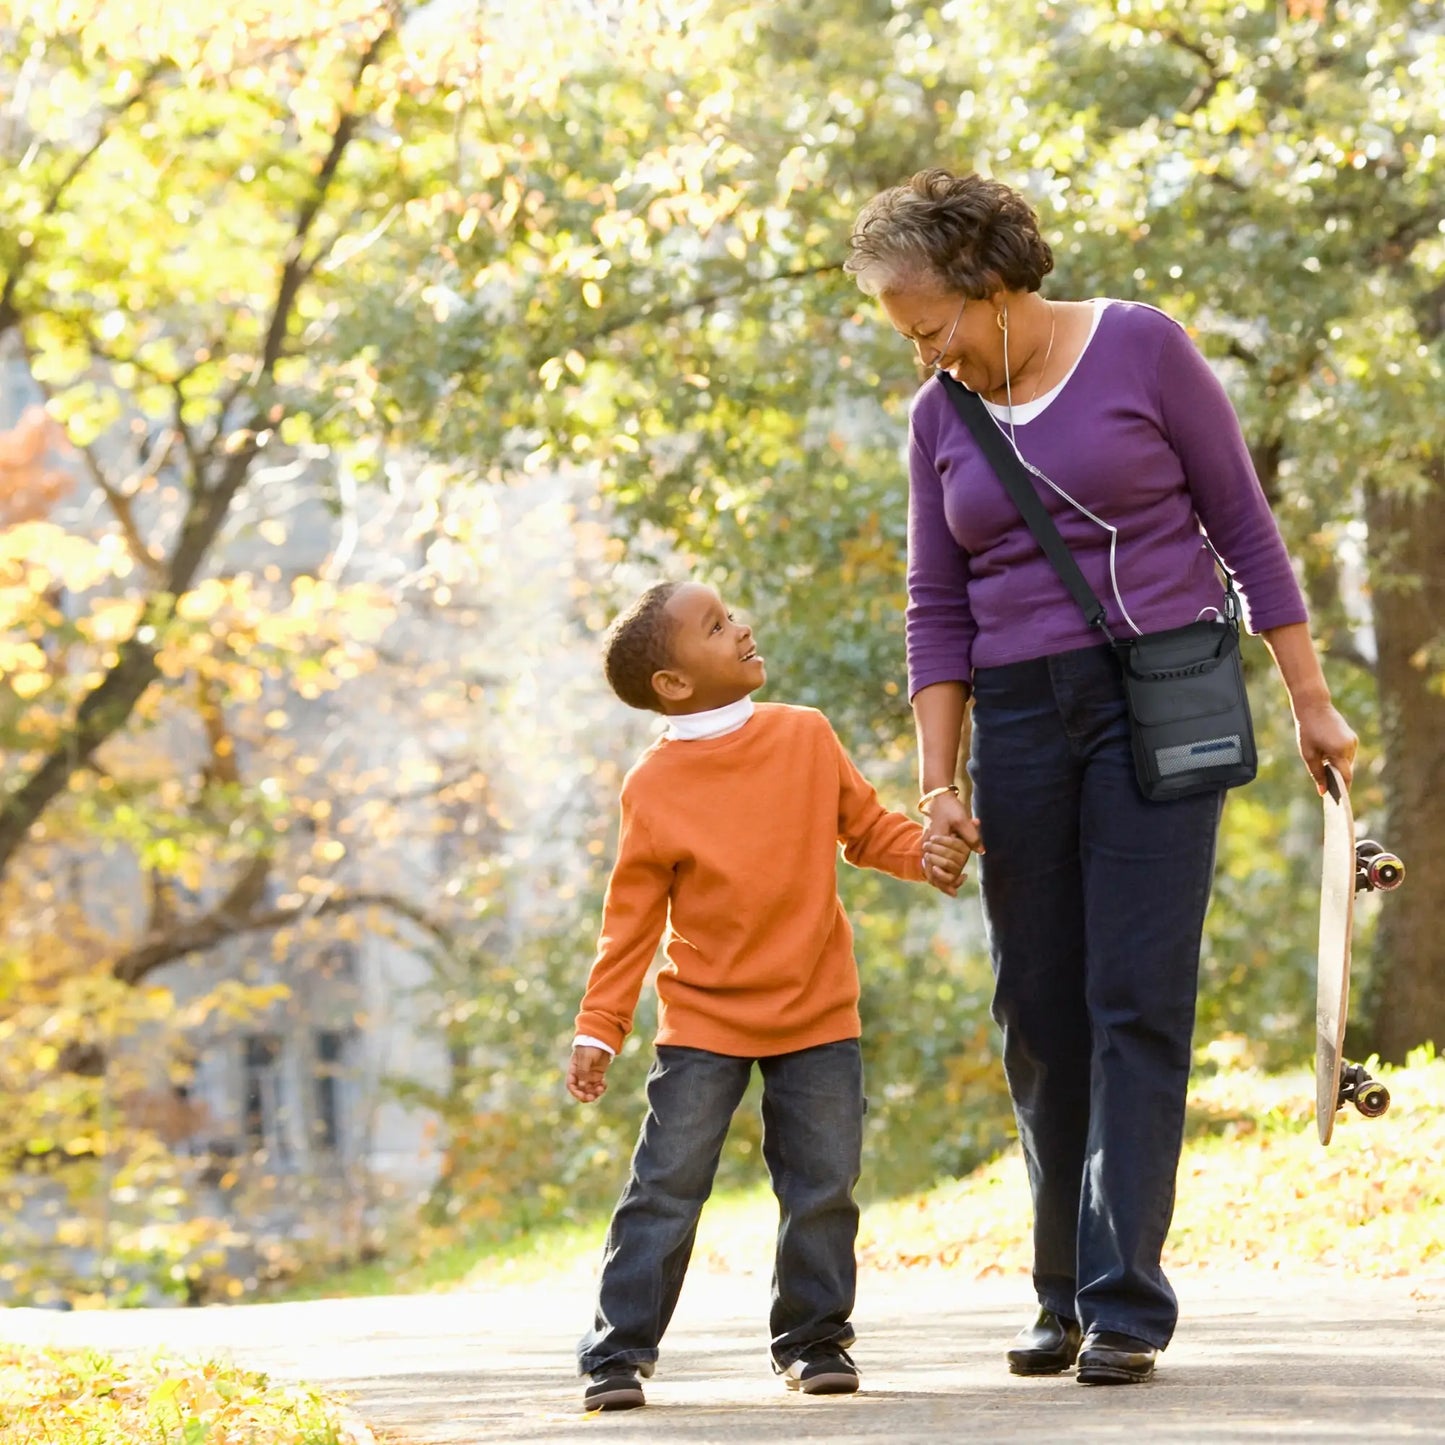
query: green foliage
0 1346 370 1445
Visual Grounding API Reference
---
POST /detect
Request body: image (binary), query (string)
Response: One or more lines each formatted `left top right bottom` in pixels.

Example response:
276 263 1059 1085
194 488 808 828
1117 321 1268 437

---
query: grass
276 1182 786 1300
858 1049 1445 1278
274 1207 610 1300
285 1050 1445 1301
0 1348 380 1445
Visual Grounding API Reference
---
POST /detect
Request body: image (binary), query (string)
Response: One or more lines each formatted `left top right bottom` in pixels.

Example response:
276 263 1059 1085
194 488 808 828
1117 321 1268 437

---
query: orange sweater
575 703 926 1057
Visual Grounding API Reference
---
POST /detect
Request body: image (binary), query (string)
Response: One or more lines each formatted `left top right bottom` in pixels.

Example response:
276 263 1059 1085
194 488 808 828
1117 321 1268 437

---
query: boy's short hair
603 582 683 712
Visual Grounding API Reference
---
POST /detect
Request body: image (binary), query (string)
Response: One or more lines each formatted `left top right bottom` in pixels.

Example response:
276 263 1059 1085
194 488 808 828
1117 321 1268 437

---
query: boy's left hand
923 833 972 896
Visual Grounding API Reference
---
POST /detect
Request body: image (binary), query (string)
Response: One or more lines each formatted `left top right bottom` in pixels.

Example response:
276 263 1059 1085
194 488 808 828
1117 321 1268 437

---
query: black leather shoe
1076 1330 1157 1385
1006 1307 1082 1375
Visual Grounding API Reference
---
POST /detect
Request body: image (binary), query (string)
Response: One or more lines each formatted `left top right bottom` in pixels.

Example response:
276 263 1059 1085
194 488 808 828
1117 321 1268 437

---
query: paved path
5 1266 1444 1442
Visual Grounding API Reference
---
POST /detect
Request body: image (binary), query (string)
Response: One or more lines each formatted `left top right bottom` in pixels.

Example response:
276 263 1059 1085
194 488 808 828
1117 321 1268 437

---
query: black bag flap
1116 619 1236 683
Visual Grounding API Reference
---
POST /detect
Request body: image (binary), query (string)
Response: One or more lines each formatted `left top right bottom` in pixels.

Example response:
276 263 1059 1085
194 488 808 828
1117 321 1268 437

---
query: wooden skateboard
1316 762 1404 1144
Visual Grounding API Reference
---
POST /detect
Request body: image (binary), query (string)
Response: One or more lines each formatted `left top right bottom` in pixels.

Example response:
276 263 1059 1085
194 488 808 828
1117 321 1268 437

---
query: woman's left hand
1295 700 1358 794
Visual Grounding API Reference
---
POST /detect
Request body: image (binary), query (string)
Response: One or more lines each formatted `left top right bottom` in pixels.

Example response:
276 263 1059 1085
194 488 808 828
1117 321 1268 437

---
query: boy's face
652 583 766 713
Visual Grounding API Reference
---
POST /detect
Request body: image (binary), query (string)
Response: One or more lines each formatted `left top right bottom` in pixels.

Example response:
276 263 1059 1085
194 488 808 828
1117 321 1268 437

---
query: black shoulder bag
939 372 1256 802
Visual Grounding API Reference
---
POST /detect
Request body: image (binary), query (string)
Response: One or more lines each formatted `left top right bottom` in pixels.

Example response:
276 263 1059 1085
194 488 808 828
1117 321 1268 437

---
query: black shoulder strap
937 371 1112 637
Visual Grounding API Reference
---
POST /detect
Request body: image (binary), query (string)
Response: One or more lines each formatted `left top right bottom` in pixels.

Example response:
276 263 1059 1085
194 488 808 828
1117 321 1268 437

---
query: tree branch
195 673 242 789
113 884 456 985
1226 338 1260 370
117 849 268 984
201 27 390 460
1327 638 1376 675
77 441 166 577
1157 26 1225 116
1412 276 1445 343
15 331 176 575
254 46 381 384
530 261 845 367
1363 202 1445 272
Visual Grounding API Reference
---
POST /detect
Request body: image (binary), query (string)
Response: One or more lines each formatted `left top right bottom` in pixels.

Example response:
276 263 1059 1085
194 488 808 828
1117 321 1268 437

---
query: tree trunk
1360 463 1445 1060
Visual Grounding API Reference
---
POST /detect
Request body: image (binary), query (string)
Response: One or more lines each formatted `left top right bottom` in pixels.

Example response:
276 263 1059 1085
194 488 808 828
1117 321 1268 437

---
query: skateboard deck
1315 763 1403 1144
1316 764 1355 1144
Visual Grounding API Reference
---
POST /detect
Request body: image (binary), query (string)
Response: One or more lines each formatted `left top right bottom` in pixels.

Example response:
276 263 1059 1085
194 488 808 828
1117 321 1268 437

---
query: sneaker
583 1364 647 1411
782 1346 860 1395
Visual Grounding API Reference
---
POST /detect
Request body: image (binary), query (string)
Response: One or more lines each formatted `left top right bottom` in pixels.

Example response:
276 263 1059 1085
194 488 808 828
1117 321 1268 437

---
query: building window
313 1029 354 1153
241 1032 288 1164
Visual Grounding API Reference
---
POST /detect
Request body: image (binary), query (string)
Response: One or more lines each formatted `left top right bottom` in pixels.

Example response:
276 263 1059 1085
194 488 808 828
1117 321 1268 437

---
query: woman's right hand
923 790 985 869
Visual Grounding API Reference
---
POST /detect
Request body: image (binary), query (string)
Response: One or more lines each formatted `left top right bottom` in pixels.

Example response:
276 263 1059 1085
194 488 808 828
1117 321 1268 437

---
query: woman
845 170 1356 1384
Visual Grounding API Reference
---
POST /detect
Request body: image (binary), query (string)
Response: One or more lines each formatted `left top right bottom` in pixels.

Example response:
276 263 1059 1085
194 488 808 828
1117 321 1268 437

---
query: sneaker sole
786 1371 860 1395
585 1385 646 1410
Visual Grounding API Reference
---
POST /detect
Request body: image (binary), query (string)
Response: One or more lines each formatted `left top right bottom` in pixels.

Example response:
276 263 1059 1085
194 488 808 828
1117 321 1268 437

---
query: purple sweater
905 300 1308 698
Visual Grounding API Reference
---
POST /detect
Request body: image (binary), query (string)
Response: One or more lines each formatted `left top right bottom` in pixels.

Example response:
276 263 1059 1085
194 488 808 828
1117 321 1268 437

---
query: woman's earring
997 309 1008 332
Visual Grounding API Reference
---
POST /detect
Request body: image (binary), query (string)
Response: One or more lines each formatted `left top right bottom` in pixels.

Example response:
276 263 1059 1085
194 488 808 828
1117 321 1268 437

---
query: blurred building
2 343 650 1295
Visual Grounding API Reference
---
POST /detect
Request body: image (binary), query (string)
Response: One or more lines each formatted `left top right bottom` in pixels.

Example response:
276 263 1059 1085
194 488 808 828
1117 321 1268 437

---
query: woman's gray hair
844 169 1054 299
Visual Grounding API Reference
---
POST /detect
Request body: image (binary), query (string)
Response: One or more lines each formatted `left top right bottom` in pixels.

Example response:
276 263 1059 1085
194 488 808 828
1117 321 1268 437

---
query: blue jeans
970 644 1223 1349
577 1040 863 1375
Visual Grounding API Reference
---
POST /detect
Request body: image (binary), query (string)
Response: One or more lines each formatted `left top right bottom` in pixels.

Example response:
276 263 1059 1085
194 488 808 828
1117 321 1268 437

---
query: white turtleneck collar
664 696 755 741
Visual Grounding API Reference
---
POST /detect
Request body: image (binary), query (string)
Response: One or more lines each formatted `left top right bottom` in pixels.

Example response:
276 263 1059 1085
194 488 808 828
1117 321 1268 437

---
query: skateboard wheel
1338 1062 1392 1119
1354 841 1405 892
1367 855 1404 891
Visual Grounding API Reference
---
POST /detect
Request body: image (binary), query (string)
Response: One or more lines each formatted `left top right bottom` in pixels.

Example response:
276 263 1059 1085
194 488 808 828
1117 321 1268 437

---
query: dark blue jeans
577 1040 864 1376
970 644 1223 1349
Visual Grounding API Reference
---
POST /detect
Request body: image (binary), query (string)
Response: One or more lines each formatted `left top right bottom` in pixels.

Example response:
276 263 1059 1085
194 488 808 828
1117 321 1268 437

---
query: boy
570 580 971 1410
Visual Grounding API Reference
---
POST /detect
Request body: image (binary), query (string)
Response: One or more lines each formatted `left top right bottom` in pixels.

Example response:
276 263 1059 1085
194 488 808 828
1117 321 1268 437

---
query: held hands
921 791 985 897
567 1045 613 1103
1295 699 1359 794
922 832 973 896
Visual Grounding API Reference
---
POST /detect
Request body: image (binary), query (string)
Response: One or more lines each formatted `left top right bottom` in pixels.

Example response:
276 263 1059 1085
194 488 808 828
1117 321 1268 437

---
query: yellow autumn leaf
9 671 50 699
84 598 145 642
176 578 230 621
227 671 263 703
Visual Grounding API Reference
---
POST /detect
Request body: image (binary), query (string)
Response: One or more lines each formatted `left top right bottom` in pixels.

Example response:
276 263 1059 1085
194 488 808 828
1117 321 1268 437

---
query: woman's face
879 285 1004 394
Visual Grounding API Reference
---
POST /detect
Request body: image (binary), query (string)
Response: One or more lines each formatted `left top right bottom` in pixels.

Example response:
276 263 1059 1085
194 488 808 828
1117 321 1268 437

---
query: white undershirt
663 695 754 741
981 298 1108 426
574 696 756 1056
